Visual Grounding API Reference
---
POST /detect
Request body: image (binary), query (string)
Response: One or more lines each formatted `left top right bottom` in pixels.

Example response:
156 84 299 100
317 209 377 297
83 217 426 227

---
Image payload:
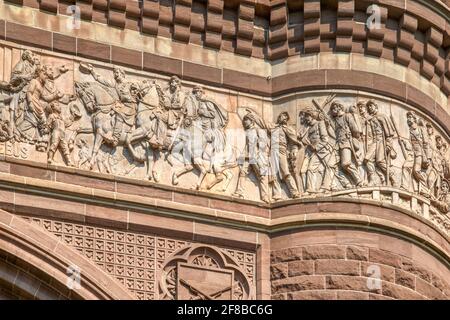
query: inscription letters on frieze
0 48 449 233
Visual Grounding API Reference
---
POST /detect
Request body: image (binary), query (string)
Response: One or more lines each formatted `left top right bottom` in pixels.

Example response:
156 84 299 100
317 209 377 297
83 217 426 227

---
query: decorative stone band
0 40 449 233
0 164 448 264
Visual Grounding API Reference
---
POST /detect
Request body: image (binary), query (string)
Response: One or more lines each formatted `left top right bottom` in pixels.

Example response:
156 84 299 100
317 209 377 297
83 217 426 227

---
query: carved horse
75 80 169 180
169 95 238 191
74 81 126 169
123 84 168 181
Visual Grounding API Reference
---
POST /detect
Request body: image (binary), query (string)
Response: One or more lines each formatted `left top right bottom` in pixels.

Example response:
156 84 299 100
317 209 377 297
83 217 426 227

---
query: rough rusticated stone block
337 291 369 300
271 248 302 263
270 263 288 280
303 245 346 260
288 261 314 276
326 275 380 293
382 282 424 300
361 262 395 282
315 260 360 276
346 246 368 261
272 275 325 294
395 269 415 290
401 260 431 282
288 291 337 300
416 278 445 299
369 249 402 269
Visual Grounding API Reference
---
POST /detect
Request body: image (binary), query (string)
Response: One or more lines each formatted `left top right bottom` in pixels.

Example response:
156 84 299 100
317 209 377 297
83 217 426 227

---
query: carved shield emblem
176 262 234 300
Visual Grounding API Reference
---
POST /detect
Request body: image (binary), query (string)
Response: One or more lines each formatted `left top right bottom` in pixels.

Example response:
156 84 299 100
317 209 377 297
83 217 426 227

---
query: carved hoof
291 192 301 199
261 197 270 204
232 192 244 199
136 155 146 163
172 173 179 185
153 171 160 183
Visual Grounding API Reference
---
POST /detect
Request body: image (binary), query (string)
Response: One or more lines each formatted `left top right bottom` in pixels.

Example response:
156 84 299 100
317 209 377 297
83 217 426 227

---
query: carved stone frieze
0 46 449 233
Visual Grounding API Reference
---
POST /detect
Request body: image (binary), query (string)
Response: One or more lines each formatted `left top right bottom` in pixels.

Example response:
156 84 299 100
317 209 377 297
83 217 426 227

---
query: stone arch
0 209 134 300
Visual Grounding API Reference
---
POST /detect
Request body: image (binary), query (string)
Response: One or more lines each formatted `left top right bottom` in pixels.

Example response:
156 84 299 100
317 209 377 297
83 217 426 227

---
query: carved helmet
70 103 82 119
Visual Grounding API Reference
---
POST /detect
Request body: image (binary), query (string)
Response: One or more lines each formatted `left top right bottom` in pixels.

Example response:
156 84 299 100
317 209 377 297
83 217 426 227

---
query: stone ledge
0 168 449 265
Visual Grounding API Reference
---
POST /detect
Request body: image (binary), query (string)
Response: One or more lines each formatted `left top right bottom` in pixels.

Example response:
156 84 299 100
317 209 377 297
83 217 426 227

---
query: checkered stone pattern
20 215 256 300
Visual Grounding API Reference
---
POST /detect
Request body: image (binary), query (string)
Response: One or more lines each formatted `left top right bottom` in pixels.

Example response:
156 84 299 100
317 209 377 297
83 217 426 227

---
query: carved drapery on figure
0 49 449 233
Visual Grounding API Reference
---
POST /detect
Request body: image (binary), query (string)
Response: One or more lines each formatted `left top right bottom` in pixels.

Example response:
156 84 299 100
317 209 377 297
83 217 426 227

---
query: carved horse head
74 81 116 114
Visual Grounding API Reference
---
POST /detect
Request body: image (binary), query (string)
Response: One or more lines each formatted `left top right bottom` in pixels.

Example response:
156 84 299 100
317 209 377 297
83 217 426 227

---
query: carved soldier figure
269 112 301 200
353 101 369 163
425 123 443 195
7 50 39 92
436 136 449 179
87 65 149 146
328 101 364 187
401 111 432 192
434 179 450 214
363 100 397 186
46 101 74 166
15 63 70 151
299 107 334 193
172 86 230 190
233 110 270 203
163 76 185 129
25 65 63 129
150 76 185 148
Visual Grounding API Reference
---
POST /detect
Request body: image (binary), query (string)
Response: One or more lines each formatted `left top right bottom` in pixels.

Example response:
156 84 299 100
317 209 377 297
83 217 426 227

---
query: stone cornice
0 157 448 249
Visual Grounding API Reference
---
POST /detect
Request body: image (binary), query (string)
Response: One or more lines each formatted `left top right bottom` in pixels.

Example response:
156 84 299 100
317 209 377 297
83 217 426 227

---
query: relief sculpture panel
0 47 449 233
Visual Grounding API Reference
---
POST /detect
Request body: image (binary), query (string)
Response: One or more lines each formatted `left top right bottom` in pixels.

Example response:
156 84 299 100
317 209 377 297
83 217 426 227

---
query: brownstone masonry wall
0 0 449 300
271 230 450 300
